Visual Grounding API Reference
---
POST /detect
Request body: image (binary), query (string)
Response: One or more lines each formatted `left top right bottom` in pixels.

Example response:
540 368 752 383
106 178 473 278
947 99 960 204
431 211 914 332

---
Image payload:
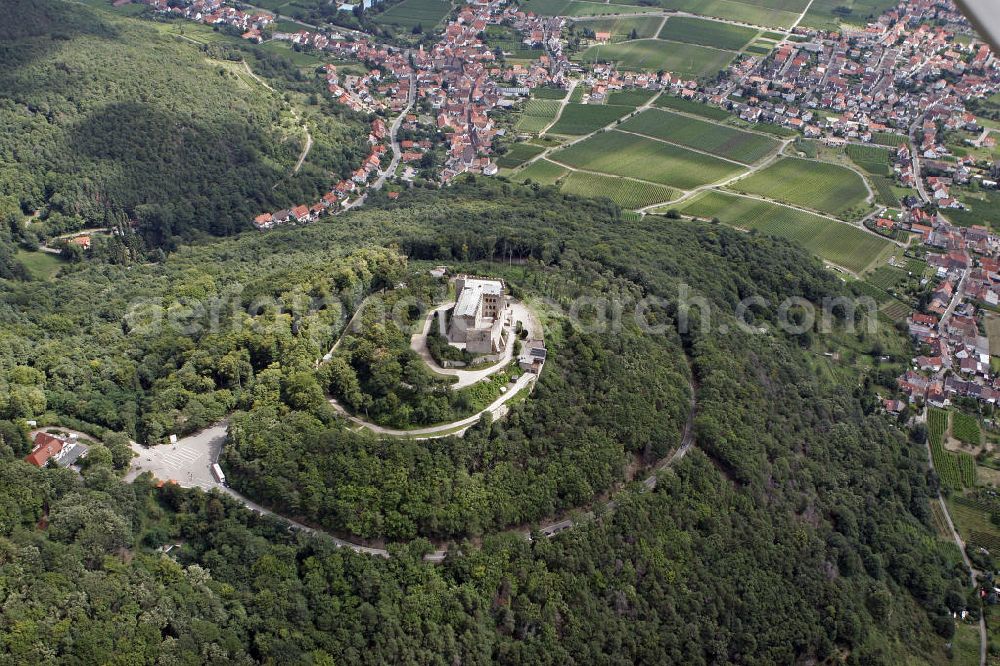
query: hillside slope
0 183 968 663
0 0 366 255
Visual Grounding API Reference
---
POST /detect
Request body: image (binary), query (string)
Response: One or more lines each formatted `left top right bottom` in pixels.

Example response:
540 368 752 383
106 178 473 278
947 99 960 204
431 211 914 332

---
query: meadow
618 108 779 163
553 130 746 189
728 157 870 217
559 171 679 208
658 16 759 50
579 39 735 78
677 191 891 273
546 103 634 135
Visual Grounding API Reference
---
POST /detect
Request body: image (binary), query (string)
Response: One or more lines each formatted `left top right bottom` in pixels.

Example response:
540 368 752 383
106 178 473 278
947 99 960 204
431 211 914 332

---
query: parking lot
125 422 228 491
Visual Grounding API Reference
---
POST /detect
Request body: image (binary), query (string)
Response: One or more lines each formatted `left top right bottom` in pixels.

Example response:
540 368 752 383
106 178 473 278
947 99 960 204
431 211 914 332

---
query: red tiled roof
25 433 64 467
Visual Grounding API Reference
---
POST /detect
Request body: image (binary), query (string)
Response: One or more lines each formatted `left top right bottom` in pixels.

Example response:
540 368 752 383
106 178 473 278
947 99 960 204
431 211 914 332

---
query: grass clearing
554 130 746 189
728 157 870 217
658 16 758 50
618 108 779 163
678 190 891 273
559 171 679 208
16 250 66 280
579 39 735 78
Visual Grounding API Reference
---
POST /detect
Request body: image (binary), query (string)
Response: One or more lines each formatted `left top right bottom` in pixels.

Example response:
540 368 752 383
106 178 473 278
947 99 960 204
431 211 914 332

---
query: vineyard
618 108 780 163
606 89 657 107
514 159 568 185
678 191 891 273
578 39 736 78
871 175 900 206
871 131 909 147
727 157 870 217
497 143 545 168
867 265 907 291
516 99 562 133
653 95 733 121
559 171 678 208
928 408 976 489
553 130 745 189
546 103 634 135
845 144 893 176
658 16 758 50
952 411 982 445
951 493 1000 551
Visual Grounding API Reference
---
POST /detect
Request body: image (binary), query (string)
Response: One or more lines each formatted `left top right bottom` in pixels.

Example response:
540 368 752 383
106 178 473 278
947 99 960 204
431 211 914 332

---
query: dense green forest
0 0 368 264
0 178 977 662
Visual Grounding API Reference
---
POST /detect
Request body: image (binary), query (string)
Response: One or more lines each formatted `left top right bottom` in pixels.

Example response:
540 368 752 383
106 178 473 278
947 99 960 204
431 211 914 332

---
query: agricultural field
553 130 746 189
617 0 806 28
801 0 898 31
949 494 1000 552
745 43 773 55
531 86 569 100
845 144 893 176
516 98 562 133
559 171 679 208
928 408 975 490
946 190 1000 230
618 108 779 163
485 25 545 59
678 190 891 273
658 16 759 50
520 0 649 16
952 412 982 446
573 16 664 40
727 157 870 217
867 265 907 292
546 103 634 135
871 175 900 206
871 131 909 147
578 39 736 78
497 142 546 168
605 89 657 107
514 158 569 185
654 95 734 121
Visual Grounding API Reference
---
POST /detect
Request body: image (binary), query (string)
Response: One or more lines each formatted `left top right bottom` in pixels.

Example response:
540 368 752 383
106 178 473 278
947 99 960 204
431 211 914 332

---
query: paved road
329 372 538 438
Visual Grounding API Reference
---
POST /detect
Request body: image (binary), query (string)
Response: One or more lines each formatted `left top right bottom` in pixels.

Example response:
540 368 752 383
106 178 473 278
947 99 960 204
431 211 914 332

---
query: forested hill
0 0 367 269
0 183 970 663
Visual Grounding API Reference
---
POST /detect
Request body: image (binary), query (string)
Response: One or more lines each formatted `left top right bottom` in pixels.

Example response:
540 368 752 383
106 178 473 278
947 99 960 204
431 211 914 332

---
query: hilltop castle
448 275 507 354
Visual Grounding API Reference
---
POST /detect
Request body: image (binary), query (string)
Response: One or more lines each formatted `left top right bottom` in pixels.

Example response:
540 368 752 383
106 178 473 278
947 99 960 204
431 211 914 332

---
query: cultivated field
515 159 569 185
520 0 649 16
371 0 452 29
654 95 734 121
516 98 562 133
574 16 664 40
553 130 746 189
617 0 806 28
618 108 779 163
845 143 893 175
531 86 569 100
546 103 634 135
728 157 870 217
579 39 735 78
871 176 900 207
678 191 891 273
871 131 909 147
801 0 897 31
606 89 657 107
658 16 758 50
497 143 546 168
559 171 679 208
